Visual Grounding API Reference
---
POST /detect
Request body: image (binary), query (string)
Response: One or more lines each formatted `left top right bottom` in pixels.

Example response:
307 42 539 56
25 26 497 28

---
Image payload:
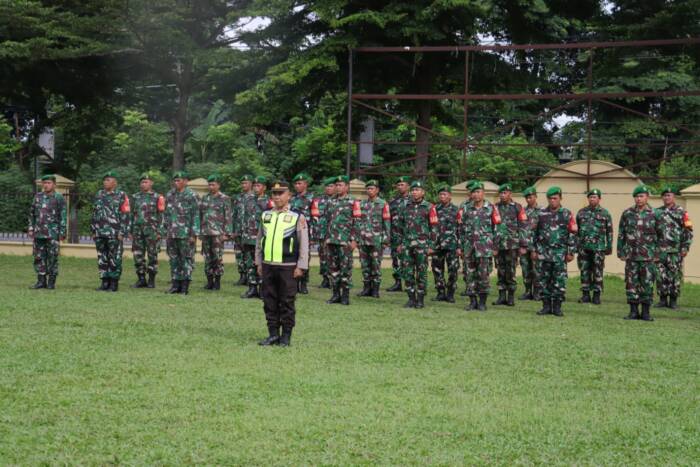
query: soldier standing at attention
457 181 500 311
534 187 577 317
494 183 528 306
310 177 336 288
256 180 310 347
519 187 540 301
28 174 67 290
575 188 613 305
356 180 390 298
164 171 200 295
654 186 693 310
240 176 273 298
91 171 130 292
200 174 233 291
325 175 360 306
130 173 165 289
458 181 477 297
290 172 315 294
386 176 411 292
232 175 254 286
431 184 459 303
397 180 438 309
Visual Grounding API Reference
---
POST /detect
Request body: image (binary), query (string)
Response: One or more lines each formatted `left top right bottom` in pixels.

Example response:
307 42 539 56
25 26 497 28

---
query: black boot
519 289 533 300
320 276 330 289
204 275 214 290
478 293 488 311
31 275 47 289
640 303 654 321
579 291 591 303
552 299 563 317
96 278 109 291
532 287 541 301
506 290 515 306
326 286 341 304
444 287 455 303
371 283 380 298
147 272 156 289
46 275 56 290
357 281 371 297
180 280 190 295
625 303 639 320
167 280 181 294
340 287 350 306
236 273 247 286
241 284 259 299
460 288 469 297
404 291 416 308
132 274 147 288
493 289 506 305
655 294 668 308
592 291 601 305
432 288 446 302
213 276 221 290
298 279 308 295
278 327 293 347
386 279 402 292
669 295 678 310
258 325 280 346
537 299 552 315
466 295 478 311
415 293 425 309
109 278 119 292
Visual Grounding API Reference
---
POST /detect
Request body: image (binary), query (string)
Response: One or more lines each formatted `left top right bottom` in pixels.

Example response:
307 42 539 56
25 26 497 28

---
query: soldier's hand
293 268 304 279
117 234 123 241
428 248 434 255
456 248 462 258
519 247 527 256
565 253 574 263
605 248 612 256
681 251 687 257
59 236 65 242
397 245 403 254
350 240 357 251
530 251 537 260
27 230 33 239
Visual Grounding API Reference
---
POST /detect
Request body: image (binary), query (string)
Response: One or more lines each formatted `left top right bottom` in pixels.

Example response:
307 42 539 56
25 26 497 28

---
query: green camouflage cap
172 170 189 180
103 170 118 180
207 174 221 183
632 185 650 197
410 180 425 189
587 188 602 197
522 186 537 197
365 179 379 188
292 172 311 183
470 181 485 192
546 186 562 198
661 185 676 195
336 175 350 184
240 174 254 182
395 176 412 184
437 184 451 193
498 183 512 193
40 174 56 182
254 175 268 184
323 177 336 187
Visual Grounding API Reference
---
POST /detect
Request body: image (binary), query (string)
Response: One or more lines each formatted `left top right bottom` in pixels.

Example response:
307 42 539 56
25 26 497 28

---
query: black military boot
415 293 425 309
31 275 47 289
478 293 488 311
579 291 591 303
537 299 552 315
532 287 541 301
640 303 654 322
204 275 214 290
592 291 601 305
340 287 350 306
519 289 533 300
432 288 446 302
258 326 280 346
109 278 119 292
167 280 181 294
213 276 221 291
506 290 515 306
132 274 147 288
444 287 455 303
403 291 416 308
236 273 247 286
386 279 402 292
320 276 330 289
326 286 341 304
241 284 259 299
552 299 563 317
654 294 668 308
465 295 477 311
357 281 371 297
46 275 56 290
624 303 639 320
278 327 293 347
96 278 109 291
147 272 156 289
371 283 380 298
669 295 678 310
493 289 507 306
180 280 190 295
298 279 309 295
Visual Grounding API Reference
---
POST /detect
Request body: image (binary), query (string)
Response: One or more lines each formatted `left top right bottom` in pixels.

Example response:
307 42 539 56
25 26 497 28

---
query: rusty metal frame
346 37 700 187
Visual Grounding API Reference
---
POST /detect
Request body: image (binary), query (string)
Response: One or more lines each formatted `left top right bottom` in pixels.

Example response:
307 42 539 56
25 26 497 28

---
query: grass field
0 254 698 465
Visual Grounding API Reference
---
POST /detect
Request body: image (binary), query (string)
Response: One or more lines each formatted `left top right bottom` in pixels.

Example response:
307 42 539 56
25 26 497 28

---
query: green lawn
0 255 698 465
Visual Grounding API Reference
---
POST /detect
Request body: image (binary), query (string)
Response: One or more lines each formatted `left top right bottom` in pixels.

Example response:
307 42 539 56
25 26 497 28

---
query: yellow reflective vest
261 209 300 263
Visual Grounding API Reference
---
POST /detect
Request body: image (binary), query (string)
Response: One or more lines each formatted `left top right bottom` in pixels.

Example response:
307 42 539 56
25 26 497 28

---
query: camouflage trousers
577 249 605 292
431 248 459 292
132 227 161 275
235 245 245 275
402 246 429 295
95 237 123 279
167 237 195 281
318 241 330 279
390 244 402 282
359 244 383 286
540 260 568 300
201 235 225 277
495 249 518 292
625 260 656 304
464 254 492 295
656 253 683 298
519 251 540 293
328 243 354 288
33 238 60 276
241 243 259 285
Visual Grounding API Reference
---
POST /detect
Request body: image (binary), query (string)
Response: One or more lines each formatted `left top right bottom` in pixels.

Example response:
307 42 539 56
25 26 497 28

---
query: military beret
587 188 602 197
395 176 412 184
292 172 311 183
240 174 254 182
410 180 425 189
323 177 336 187
139 172 153 181
270 180 290 192
254 175 268 184
632 185 650 197
336 175 350 184
498 183 512 193
661 185 677 195
103 170 118 180
470 181 485 192
40 174 56 182
546 186 562 198
172 171 189 180
437 184 451 193
522 186 537 197
207 174 221 183
365 179 379 188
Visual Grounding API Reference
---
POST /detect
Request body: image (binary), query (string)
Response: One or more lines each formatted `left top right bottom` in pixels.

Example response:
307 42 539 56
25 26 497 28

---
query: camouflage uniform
325 193 359 292
231 192 247 280
655 203 693 301
200 191 233 277
356 196 390 292
290 191 315 291
163 188 200 281
130 191 164 276
388 193 410 285
311 194 331 285
28 191 67 278
534 206 577 303
91 189 131 280
576 205 613 294
431 201 459 300
397 198 437 300
494 200 528 297
239 193 271 286
520 204 541 298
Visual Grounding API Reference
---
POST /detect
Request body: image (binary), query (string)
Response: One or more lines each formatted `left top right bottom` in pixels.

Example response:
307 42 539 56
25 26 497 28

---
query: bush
0 166 33 232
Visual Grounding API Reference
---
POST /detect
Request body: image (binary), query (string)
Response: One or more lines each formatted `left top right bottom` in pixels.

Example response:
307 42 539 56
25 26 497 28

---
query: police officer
519 186 540 300
200 174 233 290
130 173 165 289
290 172 314 294
387 176 411 292
356 179 390 298
256 180 309 347
576 188 613 305
28 174 67 289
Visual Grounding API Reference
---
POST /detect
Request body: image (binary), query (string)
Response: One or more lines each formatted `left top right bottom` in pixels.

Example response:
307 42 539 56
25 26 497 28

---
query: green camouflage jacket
655 204 693 255
164 188 200 239
310 194 331 241
534 206 577 262
389 194 409 247
91 189 131 238
239 193 272 245
325 194 359 246
28 191 67 240
200 192 233 236
231 192 245 238
397 198 437 250
457 200 500 258
495 200 528 250
291 191 315 238
523 204 540 252
617 205 663 261
434 202 459 251
356 196 391 248
130 191 164 234
576 205 613 253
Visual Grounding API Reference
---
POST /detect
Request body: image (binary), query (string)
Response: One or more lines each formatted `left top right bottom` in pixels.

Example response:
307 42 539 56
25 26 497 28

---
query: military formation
29 172 694 323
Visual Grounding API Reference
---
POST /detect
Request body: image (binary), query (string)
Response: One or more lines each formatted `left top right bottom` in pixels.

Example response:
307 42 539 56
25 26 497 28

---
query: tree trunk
172 59 193 171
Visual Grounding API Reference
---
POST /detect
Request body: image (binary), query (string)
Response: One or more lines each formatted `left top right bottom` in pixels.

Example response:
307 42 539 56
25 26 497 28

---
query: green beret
139 172 152 181
292 172 311 183
587 188 602 197
40 174 56 182
254 175 268 184
470 181 485 192
632 185 650 197
207 174 221 183
437 184 451 193
546 186 562 198
323 177 336 187
336 175 350 184
522 186 536 197
498 183 512 193
103 170 118 180
410 180 425 189
661 186 676 195
172 171 189 180
365 179 379 188
270 180 290 191
396 176 412 184
240 174 254 182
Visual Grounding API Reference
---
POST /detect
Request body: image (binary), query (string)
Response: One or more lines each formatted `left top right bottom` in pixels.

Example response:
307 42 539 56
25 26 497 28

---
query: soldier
256 180 310 347
325 175 360 305
431 184 459 303
519 186 540 300
290 172 315 294
200 174 233 291
91 171 130 292
618 185 664 321
130 173 165 289
457 181 500 311
397 180 438 309
163 171 200 295
386 176 411 292
459 181 478 297
232 175 254 286
576 188 613 305
534 187 577 317
28 174 67 289
310 177 336 288
356 179 390 298
655 186 693 310
240 175 272 298
493 183 528 306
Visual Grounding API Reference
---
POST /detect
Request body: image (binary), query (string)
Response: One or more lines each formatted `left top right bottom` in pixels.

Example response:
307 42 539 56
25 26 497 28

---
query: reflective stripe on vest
261 210 300 263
